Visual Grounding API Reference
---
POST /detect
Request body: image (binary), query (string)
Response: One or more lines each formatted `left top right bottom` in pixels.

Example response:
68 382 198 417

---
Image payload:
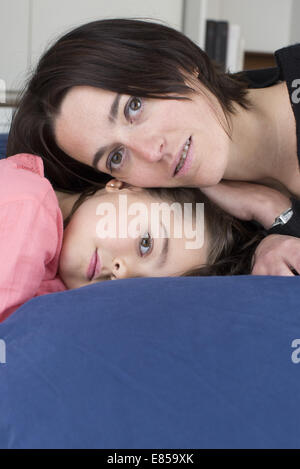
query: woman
6 18 300 275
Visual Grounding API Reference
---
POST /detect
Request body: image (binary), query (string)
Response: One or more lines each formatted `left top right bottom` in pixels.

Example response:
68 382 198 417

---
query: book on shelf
205 20 217 64
205 19 244 73
215 21 228 73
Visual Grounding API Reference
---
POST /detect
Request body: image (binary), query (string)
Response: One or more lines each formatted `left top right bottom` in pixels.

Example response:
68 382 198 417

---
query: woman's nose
130 136 164 163
111 257 130 279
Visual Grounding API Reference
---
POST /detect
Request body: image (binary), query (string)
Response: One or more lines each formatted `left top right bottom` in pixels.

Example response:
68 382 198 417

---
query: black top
241 43 300 169
238 44 300 238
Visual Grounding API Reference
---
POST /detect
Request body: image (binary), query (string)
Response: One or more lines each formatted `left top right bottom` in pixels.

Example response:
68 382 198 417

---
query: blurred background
1 0 299 137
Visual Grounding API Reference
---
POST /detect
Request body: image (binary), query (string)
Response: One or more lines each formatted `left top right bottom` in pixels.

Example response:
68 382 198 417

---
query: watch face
272 209 293 228
281 209 294 224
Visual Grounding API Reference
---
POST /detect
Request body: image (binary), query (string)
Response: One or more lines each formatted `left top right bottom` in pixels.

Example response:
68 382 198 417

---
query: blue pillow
0 275 300 449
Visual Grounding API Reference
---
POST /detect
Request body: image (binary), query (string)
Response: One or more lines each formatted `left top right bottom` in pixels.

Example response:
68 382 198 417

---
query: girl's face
58 181 210 289
54 85 230 189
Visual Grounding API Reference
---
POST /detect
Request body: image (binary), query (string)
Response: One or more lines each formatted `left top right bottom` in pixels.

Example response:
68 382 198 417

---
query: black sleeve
266 197 300 237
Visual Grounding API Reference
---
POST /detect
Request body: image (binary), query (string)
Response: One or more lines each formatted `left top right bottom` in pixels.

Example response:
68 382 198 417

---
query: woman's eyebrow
93 146 107 169
109 93 121 123
92 93 121 169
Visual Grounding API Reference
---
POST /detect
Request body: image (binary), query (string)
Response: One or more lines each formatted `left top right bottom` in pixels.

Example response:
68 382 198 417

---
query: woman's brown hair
7 18 250 192
64 185 264 277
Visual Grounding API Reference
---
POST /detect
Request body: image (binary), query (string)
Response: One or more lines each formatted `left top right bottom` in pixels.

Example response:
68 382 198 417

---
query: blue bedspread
0 275 300 449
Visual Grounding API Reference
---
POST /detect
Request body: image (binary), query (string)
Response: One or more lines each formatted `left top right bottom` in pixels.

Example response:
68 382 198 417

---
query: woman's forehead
56 86 116 136
60 86 115 114
54 86 115 156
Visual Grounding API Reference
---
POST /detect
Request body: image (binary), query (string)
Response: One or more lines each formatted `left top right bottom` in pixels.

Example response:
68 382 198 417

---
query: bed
1 133 300 448
0 275 300 448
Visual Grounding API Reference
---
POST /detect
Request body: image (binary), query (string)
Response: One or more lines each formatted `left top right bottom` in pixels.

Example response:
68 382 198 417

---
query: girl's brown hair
7 18 250 192
64 185 264 277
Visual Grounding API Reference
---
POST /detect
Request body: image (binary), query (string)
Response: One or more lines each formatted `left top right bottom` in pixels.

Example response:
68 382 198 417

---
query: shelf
243 51 276 71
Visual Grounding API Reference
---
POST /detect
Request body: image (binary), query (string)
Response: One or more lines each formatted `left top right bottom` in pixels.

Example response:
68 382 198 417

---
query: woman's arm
200 181 300 275
200 181 292 230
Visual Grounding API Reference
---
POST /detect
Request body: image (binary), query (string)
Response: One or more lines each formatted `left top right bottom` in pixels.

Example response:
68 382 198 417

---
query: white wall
31 0 183 71
0 0 183 92
218 0 293 52
3 0 300 96
183 0 207 49
290 0 300 45
0 0 31 91
206 0 221 19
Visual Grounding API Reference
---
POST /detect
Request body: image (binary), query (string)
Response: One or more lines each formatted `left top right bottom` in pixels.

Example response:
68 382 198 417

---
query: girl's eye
139 232 153 256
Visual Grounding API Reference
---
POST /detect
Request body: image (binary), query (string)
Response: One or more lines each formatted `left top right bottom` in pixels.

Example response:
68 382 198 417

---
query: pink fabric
0 154 66 322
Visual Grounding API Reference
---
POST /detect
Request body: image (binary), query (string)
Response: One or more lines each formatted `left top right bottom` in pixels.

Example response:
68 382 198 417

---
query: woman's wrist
253 190 292 229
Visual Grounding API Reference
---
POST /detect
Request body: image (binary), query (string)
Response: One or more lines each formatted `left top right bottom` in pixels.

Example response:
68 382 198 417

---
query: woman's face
58 181 209 289
54 85 230 189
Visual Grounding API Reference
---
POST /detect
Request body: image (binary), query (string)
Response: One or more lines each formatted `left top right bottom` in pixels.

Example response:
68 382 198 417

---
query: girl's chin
58 269 72 289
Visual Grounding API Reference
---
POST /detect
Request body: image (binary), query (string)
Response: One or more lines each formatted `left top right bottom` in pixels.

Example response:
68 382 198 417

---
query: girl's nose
111 257 130 279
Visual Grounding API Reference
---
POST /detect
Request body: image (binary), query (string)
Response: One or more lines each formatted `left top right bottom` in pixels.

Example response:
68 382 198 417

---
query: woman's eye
106 97 143 173
129 97 142 111
107 149 124 172
139 232 153 256
125 97 143 121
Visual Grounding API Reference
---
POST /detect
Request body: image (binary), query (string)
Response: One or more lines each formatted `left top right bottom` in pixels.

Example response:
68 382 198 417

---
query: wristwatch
270 207 294 228
267 197 300 238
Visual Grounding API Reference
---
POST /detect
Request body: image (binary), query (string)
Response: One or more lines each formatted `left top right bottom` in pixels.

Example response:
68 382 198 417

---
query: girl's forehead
89 189 167 210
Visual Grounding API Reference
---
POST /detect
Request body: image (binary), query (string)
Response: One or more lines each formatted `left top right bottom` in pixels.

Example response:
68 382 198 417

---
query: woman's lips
87 249 101 280
172 136 193 178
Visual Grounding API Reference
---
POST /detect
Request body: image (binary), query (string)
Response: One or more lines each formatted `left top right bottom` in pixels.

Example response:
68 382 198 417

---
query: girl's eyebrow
92 93 122 168
156 222 169 268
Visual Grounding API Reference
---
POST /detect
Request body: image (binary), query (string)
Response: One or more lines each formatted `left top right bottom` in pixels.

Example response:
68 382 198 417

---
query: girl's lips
87 249 102 280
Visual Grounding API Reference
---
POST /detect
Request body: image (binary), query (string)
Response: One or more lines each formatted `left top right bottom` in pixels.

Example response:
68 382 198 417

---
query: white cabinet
0 0 183 93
